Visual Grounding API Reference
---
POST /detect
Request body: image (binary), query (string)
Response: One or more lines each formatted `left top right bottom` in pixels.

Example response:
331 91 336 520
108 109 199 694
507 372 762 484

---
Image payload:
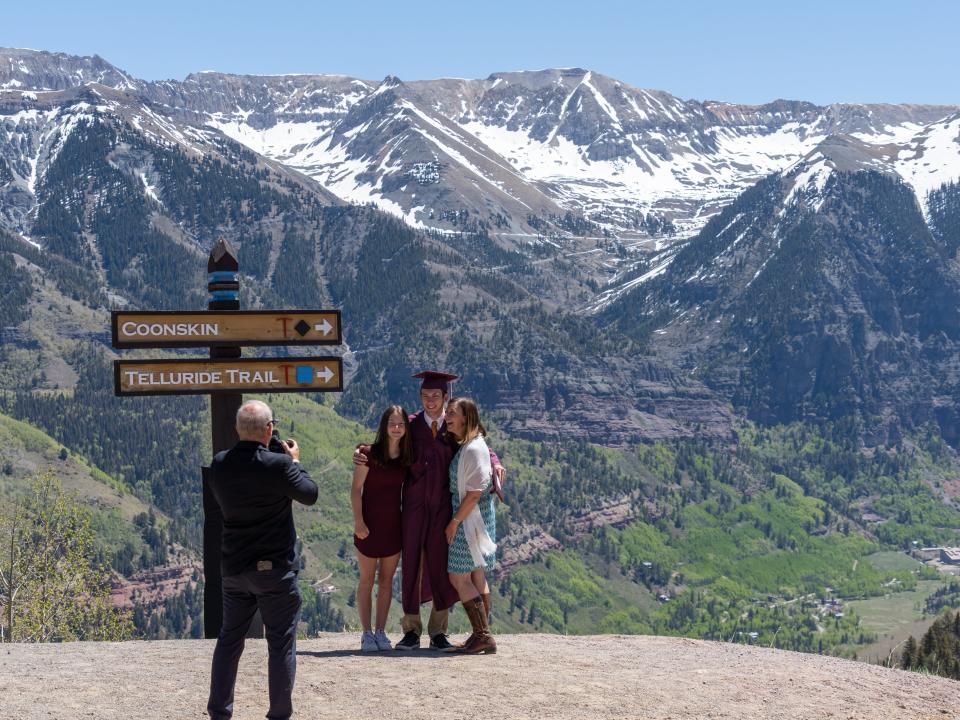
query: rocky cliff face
1 48 139 91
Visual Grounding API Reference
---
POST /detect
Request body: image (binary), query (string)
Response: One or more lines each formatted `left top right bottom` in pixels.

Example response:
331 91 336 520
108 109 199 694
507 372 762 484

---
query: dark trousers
207 568 301 720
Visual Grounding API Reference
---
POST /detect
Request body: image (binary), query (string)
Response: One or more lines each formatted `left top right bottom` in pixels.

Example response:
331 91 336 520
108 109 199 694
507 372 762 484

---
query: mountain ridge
4 47 958 243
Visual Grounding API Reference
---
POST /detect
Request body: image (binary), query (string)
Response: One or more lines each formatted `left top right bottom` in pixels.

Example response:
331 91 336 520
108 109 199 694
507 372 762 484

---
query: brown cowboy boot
443 600 478 653
457 596 496 655
482 592 491 626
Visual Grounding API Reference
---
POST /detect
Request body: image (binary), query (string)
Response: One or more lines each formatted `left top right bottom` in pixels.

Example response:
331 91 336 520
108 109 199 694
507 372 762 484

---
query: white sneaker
374 629 393 651
360 631 378 653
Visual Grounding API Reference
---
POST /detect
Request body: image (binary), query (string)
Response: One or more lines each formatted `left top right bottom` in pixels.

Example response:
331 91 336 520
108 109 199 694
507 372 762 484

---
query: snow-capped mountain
184 67 960 239
4 49 958 248
205 74 571 230
0 82 341 249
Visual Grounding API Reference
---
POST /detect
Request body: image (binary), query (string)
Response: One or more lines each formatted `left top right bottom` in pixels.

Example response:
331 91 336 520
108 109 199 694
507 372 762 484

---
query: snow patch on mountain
463 120 711 231
783 154 833 212
137 170 162 205
206 117 330 160
895 114 960 206
41 107 97 180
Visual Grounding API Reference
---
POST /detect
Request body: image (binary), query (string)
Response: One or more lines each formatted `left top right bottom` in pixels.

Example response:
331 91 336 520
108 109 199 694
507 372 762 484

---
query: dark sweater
209 440 318 576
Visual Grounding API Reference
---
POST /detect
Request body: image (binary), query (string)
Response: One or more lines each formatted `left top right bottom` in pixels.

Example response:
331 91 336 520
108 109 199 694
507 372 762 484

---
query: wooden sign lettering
114 357 343 396
111 311 342 348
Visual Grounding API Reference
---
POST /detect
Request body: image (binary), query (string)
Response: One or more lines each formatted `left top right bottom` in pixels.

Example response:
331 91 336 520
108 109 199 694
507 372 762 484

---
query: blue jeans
207 569 301 720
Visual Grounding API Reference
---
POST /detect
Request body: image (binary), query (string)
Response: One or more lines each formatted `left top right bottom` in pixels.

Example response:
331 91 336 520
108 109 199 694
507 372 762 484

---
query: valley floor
1 634 957 719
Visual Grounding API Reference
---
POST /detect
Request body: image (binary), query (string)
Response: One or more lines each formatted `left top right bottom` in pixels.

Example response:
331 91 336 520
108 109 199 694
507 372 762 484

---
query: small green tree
900 635 919 670
0 470 132 642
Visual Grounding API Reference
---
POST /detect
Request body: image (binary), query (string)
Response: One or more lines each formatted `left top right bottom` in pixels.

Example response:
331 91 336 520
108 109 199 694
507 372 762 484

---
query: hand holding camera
269 429 301 463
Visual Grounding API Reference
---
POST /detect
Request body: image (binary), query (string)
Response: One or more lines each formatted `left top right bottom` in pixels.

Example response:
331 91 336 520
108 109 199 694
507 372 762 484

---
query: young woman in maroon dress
351 405 413 652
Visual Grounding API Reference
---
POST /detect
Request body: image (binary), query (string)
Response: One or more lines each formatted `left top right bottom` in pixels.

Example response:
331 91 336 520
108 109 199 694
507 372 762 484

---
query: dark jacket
209 440 318 576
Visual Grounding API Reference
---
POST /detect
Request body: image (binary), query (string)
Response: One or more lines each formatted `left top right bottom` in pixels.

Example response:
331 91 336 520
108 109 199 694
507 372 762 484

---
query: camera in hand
268 428 287 454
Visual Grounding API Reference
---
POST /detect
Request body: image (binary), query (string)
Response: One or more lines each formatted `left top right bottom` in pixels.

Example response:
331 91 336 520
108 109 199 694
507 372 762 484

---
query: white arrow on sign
315 366 335 383
314 319 333 336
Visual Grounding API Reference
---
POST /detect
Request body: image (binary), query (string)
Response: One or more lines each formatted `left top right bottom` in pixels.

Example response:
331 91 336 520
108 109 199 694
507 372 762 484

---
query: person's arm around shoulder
280 439 319 506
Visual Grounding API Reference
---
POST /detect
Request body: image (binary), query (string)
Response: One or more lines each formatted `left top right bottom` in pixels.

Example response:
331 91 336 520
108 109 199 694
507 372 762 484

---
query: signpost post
205 241 240 639
111 238 344 638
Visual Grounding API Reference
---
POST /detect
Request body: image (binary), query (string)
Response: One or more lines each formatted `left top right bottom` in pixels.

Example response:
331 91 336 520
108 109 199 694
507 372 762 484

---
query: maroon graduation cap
412 370 458 393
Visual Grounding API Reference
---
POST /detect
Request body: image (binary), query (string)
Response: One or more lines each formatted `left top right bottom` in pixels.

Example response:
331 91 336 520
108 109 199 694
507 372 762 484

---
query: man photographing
207 400 318 720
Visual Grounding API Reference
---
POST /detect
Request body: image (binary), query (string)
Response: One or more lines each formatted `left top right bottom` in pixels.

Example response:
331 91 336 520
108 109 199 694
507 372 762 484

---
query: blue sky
5 0 958 105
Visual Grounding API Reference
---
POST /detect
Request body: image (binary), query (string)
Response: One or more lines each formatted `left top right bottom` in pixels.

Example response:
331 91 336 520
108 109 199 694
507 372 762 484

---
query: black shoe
429 633 453 651
395 631 421 651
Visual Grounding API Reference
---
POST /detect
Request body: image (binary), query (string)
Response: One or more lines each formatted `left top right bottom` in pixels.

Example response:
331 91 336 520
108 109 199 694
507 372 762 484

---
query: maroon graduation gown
401 411 460 614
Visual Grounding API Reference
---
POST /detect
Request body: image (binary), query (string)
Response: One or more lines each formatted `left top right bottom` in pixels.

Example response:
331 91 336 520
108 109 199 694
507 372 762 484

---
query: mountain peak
809 134 897 173
781 135 899 212
0 47 136 91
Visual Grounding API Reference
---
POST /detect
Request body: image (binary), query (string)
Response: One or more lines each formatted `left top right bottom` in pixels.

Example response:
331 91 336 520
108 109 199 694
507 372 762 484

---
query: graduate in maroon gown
396 371 460 649
355 370 504 650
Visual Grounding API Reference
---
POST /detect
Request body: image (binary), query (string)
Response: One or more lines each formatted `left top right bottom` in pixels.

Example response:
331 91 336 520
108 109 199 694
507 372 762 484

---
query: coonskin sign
115 357 343 396
111 310 342 348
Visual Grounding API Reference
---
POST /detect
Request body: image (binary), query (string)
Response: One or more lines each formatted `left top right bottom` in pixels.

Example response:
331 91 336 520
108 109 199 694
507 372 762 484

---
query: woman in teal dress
443 397 498 654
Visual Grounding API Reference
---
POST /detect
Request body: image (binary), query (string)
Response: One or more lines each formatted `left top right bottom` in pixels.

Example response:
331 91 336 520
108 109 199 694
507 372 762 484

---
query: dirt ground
1 633 958 719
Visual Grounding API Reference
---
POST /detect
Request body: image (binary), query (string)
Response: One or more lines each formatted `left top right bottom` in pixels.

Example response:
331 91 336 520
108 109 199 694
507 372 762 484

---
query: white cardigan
456 435 497 567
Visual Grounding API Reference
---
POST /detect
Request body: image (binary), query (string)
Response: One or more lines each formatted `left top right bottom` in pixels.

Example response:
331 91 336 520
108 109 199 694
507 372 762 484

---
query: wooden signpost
111 238 344 638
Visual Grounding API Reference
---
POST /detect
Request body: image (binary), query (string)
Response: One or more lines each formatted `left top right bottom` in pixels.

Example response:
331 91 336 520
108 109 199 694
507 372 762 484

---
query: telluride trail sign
111 239 344 637
114 357 342 395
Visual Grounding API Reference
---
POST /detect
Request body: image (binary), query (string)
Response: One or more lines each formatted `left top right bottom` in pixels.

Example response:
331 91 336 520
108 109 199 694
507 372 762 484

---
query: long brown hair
370 405 414 467
447 397 486 445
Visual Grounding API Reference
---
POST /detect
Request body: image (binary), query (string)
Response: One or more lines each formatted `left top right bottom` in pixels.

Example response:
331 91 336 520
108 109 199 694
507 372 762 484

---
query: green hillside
488 420 960 655
0 409 168 575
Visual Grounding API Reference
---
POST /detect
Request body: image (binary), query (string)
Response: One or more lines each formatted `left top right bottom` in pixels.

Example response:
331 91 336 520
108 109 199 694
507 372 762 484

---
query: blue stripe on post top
210 290 239 301
208 271 239 282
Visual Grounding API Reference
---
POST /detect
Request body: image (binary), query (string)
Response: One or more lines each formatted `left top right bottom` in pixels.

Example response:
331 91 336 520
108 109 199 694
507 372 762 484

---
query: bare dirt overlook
1 634 957 719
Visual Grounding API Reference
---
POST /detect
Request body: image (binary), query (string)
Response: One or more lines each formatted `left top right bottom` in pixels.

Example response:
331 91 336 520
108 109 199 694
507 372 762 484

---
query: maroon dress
354 459 405 558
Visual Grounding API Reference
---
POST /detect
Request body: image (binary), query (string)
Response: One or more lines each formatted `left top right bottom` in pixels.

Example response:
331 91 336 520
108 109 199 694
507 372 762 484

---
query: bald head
236 400 273 441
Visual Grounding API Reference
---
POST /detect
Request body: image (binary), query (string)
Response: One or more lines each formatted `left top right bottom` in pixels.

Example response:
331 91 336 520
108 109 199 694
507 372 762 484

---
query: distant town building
940 548 960 565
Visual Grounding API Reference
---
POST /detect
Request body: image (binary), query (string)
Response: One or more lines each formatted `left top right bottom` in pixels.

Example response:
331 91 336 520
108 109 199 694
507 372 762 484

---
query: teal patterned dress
447 447 497 573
